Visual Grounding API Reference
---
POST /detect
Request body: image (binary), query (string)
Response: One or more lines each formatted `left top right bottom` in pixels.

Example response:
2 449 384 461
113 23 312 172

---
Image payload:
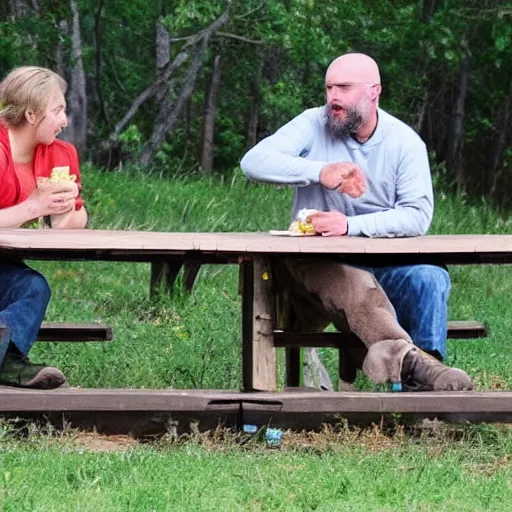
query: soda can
265 428 283 447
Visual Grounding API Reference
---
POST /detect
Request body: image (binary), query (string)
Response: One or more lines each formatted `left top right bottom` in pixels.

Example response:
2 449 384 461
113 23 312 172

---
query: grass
27 165 512 391
1 421 512 511
3 165 512 510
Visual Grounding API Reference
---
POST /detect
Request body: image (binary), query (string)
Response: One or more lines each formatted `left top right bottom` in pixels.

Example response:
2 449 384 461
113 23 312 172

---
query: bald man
241 53 472 392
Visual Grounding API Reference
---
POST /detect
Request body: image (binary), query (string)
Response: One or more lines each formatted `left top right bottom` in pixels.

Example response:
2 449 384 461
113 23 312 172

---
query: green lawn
28 166 512 391
2 166 512 511
1 423 512 511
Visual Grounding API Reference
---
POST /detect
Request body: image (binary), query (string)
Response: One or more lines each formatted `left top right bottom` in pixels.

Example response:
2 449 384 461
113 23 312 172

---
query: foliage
0 1 511 199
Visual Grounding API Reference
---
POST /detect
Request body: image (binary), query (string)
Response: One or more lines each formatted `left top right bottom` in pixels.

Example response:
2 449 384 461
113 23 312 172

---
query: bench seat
274 320 487 348
37 322 113 342
276 320 487 388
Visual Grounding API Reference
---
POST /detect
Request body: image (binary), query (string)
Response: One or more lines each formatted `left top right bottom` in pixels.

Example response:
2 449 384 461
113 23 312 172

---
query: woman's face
33 85 68 145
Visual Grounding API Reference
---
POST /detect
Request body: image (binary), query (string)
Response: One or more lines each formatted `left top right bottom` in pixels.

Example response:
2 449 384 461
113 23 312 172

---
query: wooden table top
1 229 511 264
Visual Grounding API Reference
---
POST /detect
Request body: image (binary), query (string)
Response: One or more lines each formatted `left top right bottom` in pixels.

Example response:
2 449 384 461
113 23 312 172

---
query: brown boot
401 349 472 391
0 352 66 389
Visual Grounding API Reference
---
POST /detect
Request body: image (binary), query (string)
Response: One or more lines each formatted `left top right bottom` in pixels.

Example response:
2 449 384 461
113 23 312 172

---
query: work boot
401 348 472 391
0 352 66 389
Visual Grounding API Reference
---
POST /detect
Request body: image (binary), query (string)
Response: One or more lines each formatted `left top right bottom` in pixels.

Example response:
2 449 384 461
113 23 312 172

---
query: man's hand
319 162 366 198
309 210 348 237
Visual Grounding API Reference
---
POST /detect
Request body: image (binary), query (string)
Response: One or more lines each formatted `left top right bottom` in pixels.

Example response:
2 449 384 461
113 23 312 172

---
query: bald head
326 53 381 85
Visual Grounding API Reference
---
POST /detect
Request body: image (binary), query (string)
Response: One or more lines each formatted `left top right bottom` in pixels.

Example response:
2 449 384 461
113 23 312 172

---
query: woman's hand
26 178 79 218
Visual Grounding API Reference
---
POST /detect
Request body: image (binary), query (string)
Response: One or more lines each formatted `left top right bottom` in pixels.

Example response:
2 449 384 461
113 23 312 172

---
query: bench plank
447 320 488 338
0 388 510 414
274 320 487 348
37 322 113 342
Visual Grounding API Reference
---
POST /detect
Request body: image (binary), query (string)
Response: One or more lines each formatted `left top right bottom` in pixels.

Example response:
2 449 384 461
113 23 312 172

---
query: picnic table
1 229 512 433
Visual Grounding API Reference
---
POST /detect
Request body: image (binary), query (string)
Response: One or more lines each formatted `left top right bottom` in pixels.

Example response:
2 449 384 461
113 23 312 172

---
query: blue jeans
0 261 51 365
354 264 450 359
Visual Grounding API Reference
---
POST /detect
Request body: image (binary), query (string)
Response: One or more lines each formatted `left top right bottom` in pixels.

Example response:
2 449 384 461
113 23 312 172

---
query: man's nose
61 112 68 128
328 87 342 102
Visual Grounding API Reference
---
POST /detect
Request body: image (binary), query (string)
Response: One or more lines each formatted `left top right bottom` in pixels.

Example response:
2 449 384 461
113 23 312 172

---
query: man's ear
369 84 382 102
25 109 37 125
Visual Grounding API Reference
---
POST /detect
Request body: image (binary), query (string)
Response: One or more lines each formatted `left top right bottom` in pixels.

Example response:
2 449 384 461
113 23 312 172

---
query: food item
35 167 76 229
296 208 318 234
49 166 76 183
287 209 318 235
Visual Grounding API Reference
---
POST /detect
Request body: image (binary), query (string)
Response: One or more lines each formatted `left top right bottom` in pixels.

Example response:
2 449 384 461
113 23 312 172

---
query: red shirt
14 161 37 201
0 125 84 210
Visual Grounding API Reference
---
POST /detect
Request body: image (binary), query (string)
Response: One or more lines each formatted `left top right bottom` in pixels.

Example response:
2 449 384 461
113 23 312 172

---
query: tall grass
27 165 512 390
3 166 512 511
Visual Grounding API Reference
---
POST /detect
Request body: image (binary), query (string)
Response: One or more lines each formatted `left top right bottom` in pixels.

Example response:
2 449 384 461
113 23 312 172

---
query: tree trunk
93 0 109 128
448 40 471 189
62 0 88 153
201 54 222 175
9 0 36 18
55 20 68 79
420 0 437 23
139 42 207 168
139 9 229 168
246 58 263 148
9 0 39 51
155 21 171 102
415 0 439 135
110 51 189 141
489 87 512 197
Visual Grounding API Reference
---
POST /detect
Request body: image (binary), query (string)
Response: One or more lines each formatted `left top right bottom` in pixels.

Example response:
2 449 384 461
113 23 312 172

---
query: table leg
240 257 276 392
0 325 10 368
183 262 201 292
150 261 182 297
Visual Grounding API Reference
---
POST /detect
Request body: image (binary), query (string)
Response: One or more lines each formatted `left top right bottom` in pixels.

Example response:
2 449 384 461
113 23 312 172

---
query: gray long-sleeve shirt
240 107 433 237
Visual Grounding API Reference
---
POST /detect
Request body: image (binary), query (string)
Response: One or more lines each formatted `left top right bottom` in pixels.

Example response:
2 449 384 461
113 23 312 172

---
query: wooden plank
274 320 487 348
280 307 302 388
0 389 511 416
150 260 182 297
37 323 113 342
0 388 243 412
447 320 487 338
183 262 201 292
242 391 512 415
240 260 254 392
240 258 277 392
286 348 302 388
2 230 512 264
0 326 10 367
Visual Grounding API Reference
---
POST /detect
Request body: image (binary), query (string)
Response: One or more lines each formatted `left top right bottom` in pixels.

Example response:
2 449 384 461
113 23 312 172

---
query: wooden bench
37 322 113 342
275 320 487 388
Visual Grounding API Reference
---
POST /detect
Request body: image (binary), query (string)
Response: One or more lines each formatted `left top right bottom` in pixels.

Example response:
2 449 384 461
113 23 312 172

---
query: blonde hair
0 66 67 127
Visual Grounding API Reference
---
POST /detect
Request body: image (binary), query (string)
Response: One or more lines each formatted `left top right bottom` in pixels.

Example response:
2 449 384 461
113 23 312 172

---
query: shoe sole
23 367 66 389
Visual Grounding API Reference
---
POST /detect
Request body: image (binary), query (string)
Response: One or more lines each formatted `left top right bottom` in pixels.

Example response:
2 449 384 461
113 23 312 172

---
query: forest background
1 0 511 205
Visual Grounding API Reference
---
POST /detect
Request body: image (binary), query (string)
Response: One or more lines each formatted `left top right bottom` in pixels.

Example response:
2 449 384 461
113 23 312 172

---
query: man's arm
241 109 327 187
347 141 433 237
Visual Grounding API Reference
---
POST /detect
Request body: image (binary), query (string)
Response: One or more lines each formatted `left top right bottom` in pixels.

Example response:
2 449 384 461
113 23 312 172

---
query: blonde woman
0 66 87 388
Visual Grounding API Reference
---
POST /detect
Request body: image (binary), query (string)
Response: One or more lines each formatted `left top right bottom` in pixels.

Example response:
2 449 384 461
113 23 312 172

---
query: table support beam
241 258 276 392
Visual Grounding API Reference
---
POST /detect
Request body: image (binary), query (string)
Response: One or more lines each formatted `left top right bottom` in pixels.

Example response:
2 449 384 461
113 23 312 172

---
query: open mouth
329 104 345 115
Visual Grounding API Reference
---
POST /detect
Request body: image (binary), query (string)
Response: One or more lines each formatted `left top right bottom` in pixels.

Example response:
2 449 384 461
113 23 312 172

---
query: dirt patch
73 432 138 452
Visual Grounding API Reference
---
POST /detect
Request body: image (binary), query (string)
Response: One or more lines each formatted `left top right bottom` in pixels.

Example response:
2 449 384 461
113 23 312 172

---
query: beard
324 101 370 140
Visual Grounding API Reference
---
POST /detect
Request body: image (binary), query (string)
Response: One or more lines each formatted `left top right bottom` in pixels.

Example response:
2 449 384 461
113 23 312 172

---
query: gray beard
325 104 365 140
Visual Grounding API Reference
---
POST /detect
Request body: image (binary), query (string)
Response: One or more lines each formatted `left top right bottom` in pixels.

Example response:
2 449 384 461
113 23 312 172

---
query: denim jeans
353 264 451 359
0 260 51 364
